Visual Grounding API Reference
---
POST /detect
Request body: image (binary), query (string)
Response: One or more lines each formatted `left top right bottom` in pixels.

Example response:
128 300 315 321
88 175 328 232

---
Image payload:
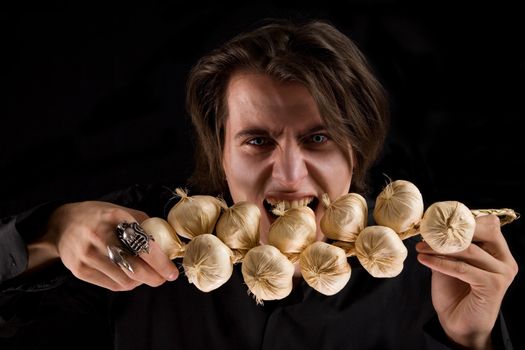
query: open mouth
263 197 320 220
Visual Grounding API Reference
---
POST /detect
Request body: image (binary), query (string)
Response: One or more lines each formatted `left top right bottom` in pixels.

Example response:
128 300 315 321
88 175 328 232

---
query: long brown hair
186 19 389 196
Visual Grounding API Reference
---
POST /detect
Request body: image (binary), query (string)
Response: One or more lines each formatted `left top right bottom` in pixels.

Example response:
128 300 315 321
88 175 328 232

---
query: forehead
225 72 323 132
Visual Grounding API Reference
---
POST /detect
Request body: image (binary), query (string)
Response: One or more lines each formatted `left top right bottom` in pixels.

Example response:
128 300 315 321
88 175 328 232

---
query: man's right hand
27 201 179 291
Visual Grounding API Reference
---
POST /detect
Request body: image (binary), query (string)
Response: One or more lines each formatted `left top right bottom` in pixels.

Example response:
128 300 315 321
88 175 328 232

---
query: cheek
332 148 353 193
223 151 267 202
312 151 353 195
335 156 353 191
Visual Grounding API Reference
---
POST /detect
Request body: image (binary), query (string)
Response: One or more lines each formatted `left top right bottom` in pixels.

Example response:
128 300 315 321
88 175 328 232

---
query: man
1 19 517 349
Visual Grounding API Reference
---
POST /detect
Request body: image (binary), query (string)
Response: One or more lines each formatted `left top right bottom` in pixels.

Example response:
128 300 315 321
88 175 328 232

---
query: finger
416 241 507 274
100 205 149 232
472 215 515 264
138 240 180 281
106 221 180 281
89 250 147 288
120 254 168 287
67 226 144 289
102 214 180 282
109 250 176 288
417 253 497 287
97 241 175 287
472 215 501 241
417 214 514 264
73 264 141 291
92 219 179 286
93 248 169 288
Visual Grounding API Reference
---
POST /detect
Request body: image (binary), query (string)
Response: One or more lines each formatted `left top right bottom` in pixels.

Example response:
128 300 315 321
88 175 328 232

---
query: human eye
307 134 329 144
247 137 271 147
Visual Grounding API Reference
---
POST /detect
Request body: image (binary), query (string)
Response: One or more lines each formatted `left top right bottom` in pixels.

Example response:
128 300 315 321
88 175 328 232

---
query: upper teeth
266 197 314 210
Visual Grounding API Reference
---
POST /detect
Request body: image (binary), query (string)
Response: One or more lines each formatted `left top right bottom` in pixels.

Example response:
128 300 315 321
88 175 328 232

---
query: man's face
222 72 353 243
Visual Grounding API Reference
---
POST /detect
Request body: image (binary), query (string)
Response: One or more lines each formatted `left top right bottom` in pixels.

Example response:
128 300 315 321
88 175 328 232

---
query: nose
272 142 308 188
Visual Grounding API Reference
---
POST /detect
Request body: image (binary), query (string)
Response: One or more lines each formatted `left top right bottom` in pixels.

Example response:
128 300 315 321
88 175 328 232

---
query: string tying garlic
142 184 518 299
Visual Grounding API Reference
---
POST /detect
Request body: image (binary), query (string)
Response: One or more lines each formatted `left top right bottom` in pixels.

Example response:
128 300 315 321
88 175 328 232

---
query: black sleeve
493 311 514 350
0 202 75 341
423 311 514 350
0 201 64 283
0 215 27 284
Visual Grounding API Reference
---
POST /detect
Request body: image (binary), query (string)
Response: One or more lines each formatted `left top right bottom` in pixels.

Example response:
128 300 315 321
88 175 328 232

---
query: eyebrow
234 124 327 141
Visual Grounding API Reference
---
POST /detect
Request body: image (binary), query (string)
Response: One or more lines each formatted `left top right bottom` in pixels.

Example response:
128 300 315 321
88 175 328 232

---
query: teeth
266 197 313 210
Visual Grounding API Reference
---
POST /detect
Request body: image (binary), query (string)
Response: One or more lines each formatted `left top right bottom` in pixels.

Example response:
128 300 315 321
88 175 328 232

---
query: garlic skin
355 226 408 278
141 217 184 259
420 201 476 254
182 234 234 292
268 206 317 254
373 180 424 234
216 201 261 251
320 193 368 242
167 188 223 240
242 245 295 304
300 241 351 295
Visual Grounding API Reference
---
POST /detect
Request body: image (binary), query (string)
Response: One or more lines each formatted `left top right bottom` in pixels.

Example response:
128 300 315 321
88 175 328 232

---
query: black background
2 2 524 348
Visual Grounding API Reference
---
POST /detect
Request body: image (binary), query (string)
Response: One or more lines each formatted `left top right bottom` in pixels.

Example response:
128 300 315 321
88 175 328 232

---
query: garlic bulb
355 226 408 278
241 245 295 304
420 201 476 254
320 193 368 242
373 180 424 235
182 234 234 292
216 201 261 253
300 241 351 295
268 205 317 255
167 188 223 240
141 217 184 259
